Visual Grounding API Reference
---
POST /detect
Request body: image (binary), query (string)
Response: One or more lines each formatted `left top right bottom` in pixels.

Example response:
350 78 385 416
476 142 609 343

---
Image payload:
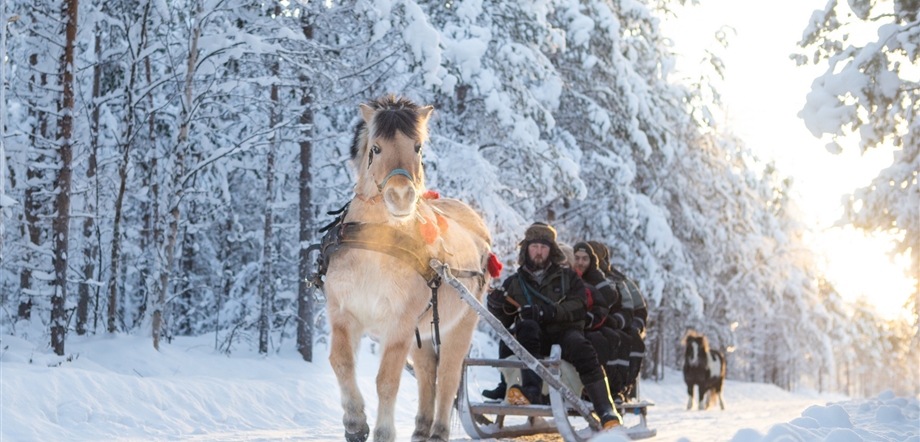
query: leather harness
313 202 484 348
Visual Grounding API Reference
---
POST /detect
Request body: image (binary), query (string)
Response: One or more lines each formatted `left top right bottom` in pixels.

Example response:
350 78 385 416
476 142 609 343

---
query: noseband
377 168 414 193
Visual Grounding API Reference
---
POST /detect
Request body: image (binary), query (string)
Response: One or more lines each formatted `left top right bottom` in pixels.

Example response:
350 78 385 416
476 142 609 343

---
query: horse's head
350 95 433 220
682 330 709 366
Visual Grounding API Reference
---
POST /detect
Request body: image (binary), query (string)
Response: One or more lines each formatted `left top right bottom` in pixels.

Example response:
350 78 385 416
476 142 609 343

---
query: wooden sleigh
429 260 658 441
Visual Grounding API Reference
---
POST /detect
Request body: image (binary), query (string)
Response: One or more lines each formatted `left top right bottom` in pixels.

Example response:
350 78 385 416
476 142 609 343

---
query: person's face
574 251 591 273
528 242 551 268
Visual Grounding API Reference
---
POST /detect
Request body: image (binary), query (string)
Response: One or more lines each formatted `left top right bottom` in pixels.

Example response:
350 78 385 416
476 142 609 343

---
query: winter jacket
594 270 630 331
608 268 648 333
498 262 588 334
575 250 622 331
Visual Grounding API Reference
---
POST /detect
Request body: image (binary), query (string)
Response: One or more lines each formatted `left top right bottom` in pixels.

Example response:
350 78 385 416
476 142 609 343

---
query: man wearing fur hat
486 223 622 429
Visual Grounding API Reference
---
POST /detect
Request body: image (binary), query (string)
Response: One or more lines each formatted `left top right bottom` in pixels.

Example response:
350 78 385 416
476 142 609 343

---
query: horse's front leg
330 318 369 442
428 311 478 442
686 383 695 410
409 342 437 442
373 335 413 442
700 387 710 410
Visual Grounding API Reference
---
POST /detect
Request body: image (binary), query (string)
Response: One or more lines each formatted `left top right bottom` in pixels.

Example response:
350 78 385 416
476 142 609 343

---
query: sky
660 0 915 320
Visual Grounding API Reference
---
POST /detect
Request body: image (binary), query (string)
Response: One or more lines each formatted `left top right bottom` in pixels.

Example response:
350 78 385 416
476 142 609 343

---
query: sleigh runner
430 260 658 441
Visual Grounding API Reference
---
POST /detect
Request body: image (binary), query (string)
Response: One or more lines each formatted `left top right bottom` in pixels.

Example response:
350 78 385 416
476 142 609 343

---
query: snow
2 326 915 442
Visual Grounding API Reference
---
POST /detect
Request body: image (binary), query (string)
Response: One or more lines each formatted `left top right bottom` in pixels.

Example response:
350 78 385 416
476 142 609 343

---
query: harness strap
317 202 487 352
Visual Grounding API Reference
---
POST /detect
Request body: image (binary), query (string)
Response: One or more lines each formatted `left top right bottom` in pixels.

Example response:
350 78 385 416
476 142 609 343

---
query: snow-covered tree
795 0 919 322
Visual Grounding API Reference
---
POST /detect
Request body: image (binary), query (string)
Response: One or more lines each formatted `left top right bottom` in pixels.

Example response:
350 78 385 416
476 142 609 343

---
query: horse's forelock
366 95 427 142
372 109 422 141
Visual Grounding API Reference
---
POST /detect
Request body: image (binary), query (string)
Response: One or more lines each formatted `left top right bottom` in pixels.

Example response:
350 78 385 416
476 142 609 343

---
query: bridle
376 168 415 194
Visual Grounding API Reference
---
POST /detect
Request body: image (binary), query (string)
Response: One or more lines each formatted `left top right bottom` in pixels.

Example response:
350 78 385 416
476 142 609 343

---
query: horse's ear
360 103 376 125
418 105 434 123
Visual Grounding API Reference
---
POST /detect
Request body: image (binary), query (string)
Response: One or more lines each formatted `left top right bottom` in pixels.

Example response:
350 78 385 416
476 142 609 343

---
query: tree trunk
20 50 48 320
154 0 199 350
108 27 143 334
51 0 78 355
139 0 155 326
296 4 315 363
259 5 281 354
77 29 102 336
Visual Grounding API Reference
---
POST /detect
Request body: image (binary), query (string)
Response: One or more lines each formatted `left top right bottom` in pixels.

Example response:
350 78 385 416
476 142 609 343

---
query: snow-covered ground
1 328 916 441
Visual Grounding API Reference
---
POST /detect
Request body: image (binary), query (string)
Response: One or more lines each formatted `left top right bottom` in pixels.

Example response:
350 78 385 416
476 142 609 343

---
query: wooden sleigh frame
429 260 657 441
457 345 657 441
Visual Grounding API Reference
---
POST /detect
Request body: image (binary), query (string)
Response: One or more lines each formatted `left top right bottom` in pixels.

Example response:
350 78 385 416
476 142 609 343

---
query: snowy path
1 332 914 442
456 368 844 442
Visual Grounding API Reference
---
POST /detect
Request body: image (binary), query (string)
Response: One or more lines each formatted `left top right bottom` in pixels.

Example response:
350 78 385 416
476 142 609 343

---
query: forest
0 0 916 397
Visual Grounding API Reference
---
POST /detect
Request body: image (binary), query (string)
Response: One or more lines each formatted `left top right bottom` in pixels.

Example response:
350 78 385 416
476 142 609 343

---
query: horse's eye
414 143 422 153
372 145 381 155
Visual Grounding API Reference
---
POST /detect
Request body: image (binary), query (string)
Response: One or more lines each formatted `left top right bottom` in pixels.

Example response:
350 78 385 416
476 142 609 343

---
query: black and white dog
682 331 726 410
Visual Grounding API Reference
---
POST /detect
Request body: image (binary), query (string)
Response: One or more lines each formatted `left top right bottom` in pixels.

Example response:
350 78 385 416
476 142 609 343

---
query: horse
323 95 494 442
681 330 726 410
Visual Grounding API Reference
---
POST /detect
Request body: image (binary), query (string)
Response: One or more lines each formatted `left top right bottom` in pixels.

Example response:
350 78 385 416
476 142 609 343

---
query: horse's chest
326 256 429 324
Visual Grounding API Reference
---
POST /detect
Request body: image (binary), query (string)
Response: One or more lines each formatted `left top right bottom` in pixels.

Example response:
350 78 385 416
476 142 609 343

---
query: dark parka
609 268 648 332
499 262 588 334
586 241 635 331
572 242 622 330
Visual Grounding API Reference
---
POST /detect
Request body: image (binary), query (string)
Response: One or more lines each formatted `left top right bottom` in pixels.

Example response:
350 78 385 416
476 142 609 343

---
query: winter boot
584 378 623 430
506 369 546 405
482 374 507 400
606 360 629 403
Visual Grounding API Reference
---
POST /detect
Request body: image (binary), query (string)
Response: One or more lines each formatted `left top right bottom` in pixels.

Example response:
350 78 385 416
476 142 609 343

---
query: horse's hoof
345 422 370 442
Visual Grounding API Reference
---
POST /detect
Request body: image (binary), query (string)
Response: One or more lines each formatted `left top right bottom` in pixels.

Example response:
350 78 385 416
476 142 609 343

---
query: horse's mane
681 330 710 354
350 95 428 161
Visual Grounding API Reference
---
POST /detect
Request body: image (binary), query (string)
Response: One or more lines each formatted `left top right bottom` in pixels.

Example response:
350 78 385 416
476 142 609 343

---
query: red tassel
487 253 503 278
436 213 449 233
422 190 440 199
420 218 439 244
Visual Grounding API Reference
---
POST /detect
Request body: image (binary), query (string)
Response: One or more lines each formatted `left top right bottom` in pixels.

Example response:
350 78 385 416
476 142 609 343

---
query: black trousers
514 319 605 385
626 327 645 388
586 327 631 393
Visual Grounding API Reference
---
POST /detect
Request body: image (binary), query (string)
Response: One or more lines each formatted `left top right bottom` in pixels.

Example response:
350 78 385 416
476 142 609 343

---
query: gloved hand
630 318 644 333
519 304 556 324
585 305 608 330
486 288 505 314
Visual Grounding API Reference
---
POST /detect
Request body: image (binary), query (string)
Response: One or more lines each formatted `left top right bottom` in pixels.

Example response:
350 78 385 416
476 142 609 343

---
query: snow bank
729 391 920 442
2 330 913 442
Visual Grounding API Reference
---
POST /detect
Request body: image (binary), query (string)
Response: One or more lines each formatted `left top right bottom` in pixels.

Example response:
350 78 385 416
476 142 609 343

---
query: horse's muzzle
383 183 418 218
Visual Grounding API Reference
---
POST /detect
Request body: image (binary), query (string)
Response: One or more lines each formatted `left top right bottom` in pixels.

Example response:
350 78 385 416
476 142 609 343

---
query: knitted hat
517 222 566 266
572 241 598 273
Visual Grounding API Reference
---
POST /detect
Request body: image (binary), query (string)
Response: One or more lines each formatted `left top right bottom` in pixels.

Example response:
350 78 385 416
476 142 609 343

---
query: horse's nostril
384 186 416 212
